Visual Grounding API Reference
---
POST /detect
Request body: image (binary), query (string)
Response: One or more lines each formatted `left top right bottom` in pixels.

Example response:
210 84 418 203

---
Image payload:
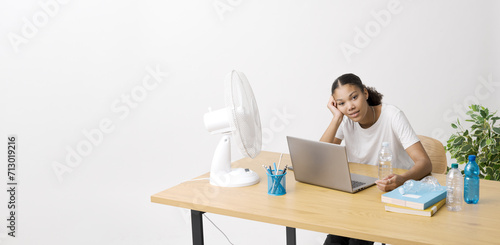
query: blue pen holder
267 171 287 196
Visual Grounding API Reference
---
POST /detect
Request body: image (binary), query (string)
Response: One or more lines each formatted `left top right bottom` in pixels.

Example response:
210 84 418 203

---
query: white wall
0 0 498 244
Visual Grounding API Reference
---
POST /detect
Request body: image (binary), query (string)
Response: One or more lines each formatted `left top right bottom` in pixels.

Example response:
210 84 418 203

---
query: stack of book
381 187 447 217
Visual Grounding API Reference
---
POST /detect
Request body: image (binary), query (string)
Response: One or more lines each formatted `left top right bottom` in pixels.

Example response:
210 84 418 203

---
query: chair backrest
418 135 447 174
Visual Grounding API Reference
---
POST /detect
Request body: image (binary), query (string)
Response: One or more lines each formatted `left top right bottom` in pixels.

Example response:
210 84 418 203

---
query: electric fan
203 70 262 187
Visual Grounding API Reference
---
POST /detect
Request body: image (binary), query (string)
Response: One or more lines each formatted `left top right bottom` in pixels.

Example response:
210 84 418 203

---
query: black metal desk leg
191 210 205 245
286 227 296 245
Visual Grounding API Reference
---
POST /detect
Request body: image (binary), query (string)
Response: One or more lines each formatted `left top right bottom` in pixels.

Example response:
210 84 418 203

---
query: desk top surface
151 151 500 245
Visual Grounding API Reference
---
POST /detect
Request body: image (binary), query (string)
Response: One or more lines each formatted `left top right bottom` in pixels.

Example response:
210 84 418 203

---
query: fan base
210 168 260 187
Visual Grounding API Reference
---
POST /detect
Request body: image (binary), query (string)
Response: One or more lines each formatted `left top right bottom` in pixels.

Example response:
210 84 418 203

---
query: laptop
286 136 377 193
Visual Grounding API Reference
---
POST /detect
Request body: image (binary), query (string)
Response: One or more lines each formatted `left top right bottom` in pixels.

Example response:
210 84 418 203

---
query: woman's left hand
375 174 406 192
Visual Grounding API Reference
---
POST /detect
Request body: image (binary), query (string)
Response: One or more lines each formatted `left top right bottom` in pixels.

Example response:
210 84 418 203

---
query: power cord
181 178 210 183
203 213 235 245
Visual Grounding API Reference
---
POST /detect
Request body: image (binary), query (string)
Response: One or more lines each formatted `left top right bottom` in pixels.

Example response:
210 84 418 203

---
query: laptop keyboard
351 180 365 189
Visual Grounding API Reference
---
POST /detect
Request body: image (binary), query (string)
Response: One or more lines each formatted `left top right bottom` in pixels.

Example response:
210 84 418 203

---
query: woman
320 73 432 245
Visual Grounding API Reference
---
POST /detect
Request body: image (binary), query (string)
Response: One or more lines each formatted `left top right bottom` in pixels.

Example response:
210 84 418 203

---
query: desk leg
286 227 296 245
191 210 205 245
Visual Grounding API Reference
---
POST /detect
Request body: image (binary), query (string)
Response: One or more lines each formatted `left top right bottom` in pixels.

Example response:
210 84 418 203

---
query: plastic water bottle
446 163 463 211
464 155 480 204
378 142 392 180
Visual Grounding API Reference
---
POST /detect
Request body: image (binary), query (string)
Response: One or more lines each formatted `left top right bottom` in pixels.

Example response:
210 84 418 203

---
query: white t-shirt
335 104 419 170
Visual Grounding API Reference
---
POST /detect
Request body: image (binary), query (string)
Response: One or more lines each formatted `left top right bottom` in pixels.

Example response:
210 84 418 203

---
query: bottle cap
468 155 476 161
451 163 458 168
382 142 389 147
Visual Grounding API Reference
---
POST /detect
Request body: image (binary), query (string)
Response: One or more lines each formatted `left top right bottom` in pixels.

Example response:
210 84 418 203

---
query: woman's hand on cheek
327 96 343 120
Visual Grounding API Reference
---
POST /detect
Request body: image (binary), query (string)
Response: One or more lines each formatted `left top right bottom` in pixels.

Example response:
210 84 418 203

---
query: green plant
446 104 500 181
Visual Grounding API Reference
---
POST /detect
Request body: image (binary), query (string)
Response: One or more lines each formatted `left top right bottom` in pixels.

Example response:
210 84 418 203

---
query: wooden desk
151 151 500 245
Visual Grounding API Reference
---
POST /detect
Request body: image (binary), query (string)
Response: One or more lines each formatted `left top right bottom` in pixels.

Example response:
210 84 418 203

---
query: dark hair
331 73 383 106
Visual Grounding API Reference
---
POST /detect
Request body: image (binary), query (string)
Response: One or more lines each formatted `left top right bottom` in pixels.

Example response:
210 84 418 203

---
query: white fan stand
203 70 261 187
209 134 260 187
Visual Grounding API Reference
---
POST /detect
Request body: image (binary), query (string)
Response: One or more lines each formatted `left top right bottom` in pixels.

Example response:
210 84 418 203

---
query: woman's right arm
320 96 344 144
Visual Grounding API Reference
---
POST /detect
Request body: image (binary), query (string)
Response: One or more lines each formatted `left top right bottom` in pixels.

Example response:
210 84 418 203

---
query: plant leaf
486 166 494 176
453 136 465 146
492 116 500 125
457 156 466 164
461 144 473 152
473 129 483 136
448 105 500 182
480 109 487 118
479 138 486 148
478 158 488 169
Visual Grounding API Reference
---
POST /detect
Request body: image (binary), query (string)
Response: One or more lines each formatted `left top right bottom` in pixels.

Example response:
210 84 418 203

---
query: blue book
381 187 447 210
